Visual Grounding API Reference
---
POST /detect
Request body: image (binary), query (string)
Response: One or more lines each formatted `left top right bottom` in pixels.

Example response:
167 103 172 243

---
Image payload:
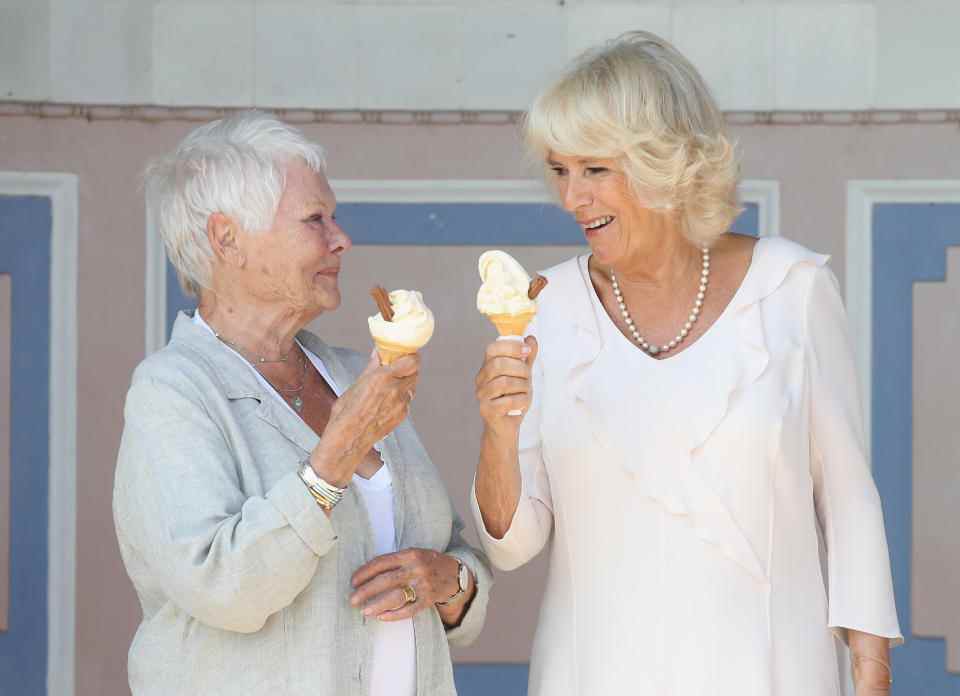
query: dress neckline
579 237 763 366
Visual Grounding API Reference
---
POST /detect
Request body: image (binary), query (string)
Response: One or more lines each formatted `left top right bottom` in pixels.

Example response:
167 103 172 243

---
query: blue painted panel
0 195 52 695
165 259 191 342
454 663 528 696
873 202 960 694
338 202 583 245
732 201 759 237
164 202 761 339
337 200 759 245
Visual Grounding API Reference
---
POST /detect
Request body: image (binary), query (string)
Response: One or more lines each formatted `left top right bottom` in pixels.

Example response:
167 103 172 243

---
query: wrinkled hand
350 548 461 621
475 336 538 437
321 350 419 462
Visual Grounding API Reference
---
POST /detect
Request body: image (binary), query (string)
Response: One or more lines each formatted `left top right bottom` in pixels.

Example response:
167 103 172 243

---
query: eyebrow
302 198 335 215
546 158 600 166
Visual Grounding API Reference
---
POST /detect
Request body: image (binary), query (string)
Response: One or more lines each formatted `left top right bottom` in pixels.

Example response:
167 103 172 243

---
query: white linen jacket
114 314 492 696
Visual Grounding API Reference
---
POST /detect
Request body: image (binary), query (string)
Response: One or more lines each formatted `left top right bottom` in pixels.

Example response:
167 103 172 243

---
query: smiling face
547 152 669 267
236 159 351 317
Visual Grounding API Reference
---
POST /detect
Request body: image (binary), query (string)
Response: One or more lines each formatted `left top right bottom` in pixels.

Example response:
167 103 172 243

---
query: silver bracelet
298 460 348 511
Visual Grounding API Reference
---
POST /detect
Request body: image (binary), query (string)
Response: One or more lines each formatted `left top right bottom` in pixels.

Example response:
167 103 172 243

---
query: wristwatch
436 559 471 606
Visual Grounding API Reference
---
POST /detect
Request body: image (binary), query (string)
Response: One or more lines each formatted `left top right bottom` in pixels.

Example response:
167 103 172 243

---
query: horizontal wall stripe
4 102 960 126
337 201 760 246
338 202 584 245
454 663 529 695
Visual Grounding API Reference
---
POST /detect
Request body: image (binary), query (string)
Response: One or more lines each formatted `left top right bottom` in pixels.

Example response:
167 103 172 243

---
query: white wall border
740 180 781 238
0 172 78 696
144 202 166 356
145 178 778 354
846 180 960 459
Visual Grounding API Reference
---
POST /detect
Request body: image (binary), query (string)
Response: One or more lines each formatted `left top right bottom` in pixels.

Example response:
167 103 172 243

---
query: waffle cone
488 311 536 337
373 337 419 365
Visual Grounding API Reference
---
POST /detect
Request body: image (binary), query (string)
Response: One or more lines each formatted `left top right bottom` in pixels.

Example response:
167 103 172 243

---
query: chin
316 290 341 313
587 242 616 266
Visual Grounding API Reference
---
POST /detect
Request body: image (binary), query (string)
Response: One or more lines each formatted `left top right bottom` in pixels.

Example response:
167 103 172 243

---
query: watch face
458 562 469 591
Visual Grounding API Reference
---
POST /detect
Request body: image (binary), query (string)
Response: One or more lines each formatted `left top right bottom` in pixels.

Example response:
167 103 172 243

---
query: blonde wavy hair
524 31 741 247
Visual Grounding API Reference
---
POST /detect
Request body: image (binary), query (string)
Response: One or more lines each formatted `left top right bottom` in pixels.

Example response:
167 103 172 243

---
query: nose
560 174 592 213
329 219 352 255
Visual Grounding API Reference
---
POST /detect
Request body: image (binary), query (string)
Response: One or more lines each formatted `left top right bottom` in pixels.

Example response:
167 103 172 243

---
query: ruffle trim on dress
554 240 828 584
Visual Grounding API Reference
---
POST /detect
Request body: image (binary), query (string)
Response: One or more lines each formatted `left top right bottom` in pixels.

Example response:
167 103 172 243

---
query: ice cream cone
488 311 536 337
374 337 418 365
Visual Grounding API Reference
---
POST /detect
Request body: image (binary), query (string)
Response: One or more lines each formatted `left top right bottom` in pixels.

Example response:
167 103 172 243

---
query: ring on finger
401 584 417 604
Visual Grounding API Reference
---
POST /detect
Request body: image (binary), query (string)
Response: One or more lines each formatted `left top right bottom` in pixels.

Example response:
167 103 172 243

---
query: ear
207 213 246 269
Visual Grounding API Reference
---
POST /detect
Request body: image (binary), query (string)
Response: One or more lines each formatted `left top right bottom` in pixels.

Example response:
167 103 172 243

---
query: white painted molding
144 203 166 356
739 180 780 238
3 102 960 126
845 180 960 461
332 179 552 204
146 178 776 353
0 172 78 696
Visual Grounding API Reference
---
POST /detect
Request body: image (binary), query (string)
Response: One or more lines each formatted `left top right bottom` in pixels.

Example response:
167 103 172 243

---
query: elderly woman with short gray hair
472 32 901 696
113 111 491 696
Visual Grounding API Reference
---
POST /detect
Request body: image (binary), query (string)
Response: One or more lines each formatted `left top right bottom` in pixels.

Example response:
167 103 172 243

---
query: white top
471 238 902 696
193 312 415 696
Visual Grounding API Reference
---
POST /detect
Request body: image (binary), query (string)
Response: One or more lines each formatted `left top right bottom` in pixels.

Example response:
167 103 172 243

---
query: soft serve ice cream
477 250 547 337
368 289 435 364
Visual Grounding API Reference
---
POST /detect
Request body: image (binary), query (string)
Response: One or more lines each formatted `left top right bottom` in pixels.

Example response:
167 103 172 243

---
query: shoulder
131 340 218 391
535 254 591 313
538 254 587 287
125 342 224 417
741 235 831 305
531 254 594 333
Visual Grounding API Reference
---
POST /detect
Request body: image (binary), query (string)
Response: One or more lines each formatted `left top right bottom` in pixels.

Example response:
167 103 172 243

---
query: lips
580 215 616 234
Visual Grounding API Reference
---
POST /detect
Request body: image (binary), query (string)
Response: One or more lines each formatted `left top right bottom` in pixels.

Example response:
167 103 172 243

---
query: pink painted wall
1 114 959 694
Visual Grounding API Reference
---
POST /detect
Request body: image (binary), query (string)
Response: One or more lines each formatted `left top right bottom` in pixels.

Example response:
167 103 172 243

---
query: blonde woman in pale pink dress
472 32 901 696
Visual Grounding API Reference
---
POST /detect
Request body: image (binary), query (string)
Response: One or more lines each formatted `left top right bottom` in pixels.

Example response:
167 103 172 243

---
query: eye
306 213 325 225
549 166 567 177
585 166 609 175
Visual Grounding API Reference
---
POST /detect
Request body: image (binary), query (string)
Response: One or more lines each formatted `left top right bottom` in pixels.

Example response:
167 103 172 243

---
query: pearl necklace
610 246 710 356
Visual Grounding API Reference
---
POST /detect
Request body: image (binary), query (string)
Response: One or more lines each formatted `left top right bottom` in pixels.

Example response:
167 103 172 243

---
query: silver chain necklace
213 333 294 364
214 332 309 412
610 246 710 356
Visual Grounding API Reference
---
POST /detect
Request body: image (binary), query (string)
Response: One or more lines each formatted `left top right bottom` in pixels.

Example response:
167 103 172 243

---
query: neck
609 221 699 290
198 289 311 361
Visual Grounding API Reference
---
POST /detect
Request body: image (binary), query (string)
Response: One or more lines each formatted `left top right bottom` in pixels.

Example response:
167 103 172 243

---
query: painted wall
0 274 10 634
2 1 960 111
0 113 959 693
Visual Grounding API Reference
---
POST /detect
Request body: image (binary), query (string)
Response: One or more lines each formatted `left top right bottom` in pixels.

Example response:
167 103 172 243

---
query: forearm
310 423 372 488
474 427 522 539
849 629 892 692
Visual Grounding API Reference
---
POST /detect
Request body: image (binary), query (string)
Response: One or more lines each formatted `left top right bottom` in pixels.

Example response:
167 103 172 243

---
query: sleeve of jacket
113 369 338 634
805 265 903 646
442 510 494 647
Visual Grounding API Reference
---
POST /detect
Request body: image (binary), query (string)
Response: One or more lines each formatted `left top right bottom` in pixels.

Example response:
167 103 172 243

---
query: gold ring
401 584 417 604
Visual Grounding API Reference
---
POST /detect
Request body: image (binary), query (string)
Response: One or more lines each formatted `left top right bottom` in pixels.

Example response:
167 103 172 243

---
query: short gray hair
524 31 740 247
145 110 327 296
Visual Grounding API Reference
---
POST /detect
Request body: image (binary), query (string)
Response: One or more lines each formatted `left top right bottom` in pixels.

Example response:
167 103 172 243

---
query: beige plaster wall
0 114 959 694
0 274 10 632
913 247 960 673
